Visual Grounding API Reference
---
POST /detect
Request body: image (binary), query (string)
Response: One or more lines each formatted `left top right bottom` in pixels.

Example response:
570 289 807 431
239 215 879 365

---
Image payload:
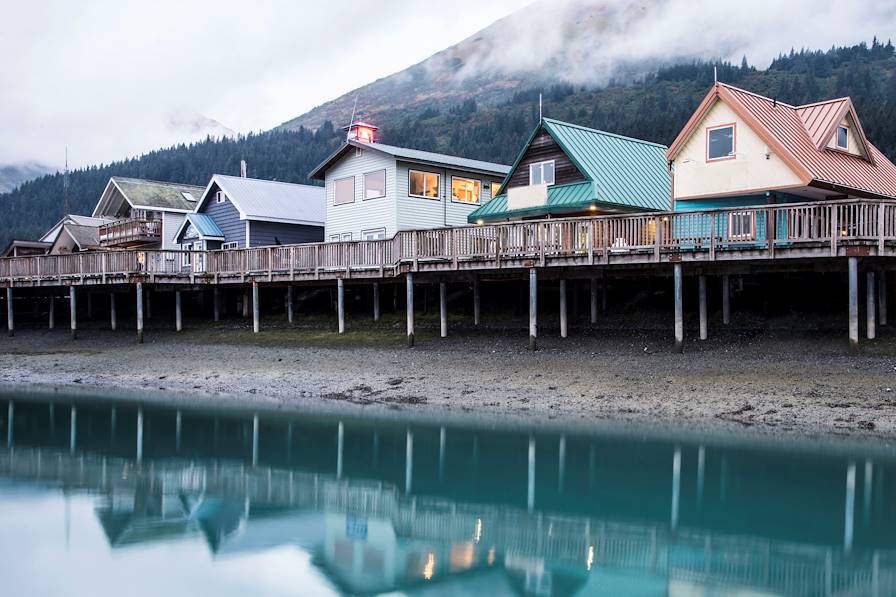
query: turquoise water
0 394 894 596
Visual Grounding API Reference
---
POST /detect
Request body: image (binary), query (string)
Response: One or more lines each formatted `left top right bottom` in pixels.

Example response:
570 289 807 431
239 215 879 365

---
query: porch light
476 219 484 225
840 228 849 237
661 216 670 222
589 205 597 211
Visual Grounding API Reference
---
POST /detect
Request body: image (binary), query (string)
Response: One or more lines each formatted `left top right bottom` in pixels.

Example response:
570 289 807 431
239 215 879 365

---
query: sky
2 0 895 171
0 0 531 169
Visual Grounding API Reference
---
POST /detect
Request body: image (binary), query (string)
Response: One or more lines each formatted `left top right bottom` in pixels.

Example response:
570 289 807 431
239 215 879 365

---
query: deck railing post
767 207 775 257
412 233 419 272
654 216 662 262
878 202 885 254
831 205 839 256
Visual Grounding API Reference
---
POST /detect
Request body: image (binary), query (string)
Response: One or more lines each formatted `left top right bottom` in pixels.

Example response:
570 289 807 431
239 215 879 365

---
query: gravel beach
2 311 896 441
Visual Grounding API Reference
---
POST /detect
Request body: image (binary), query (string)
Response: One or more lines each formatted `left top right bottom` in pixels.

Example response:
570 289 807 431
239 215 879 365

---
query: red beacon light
343 120 378 143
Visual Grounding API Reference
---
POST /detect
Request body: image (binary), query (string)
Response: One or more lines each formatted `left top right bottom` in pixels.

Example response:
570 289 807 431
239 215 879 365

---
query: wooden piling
590 278 598 324
213 287 221 322
287 286 294 324
879 270 887 327
674 263 683 352
69 287 77 341
48 296 55 330
473 277 481 326
559 278 568 338
373 282 380 322
848 257 859 347
439 282 447 338
136 282 144 344
529 268 538 351
406 273 415 348
337 278 345 334
175 290 183 332
698 275 707 341
6 287 12 337
242 288 250 318
110 292 117 331
867 271 876 340
252 282 260 334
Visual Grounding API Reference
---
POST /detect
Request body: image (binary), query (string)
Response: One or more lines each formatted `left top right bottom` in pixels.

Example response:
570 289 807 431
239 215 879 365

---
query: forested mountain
2 41 896 248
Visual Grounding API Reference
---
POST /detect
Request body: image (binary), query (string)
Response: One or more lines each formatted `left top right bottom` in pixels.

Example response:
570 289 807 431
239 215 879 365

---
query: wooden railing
2 199 895 283
98 219 161 246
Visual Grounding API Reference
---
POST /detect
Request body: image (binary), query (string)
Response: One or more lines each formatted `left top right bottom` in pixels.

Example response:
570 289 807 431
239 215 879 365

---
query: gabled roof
52 224 102 253
196 175 325 226
1 240 51 258
309 139 510 180
469 118 670 222
174 213 225 243
92 177 205 217
40 214 114 243
667 83 896 199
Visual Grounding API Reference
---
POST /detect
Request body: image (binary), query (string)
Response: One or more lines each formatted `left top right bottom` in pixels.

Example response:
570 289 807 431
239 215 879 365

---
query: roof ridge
112 176 204 189
214 174 323 190
542 118 668 149
717 83 797 109
797 97 851 109
358 140 510 169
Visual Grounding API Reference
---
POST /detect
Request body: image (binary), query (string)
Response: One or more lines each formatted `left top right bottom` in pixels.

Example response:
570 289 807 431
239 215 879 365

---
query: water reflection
1 395 895 596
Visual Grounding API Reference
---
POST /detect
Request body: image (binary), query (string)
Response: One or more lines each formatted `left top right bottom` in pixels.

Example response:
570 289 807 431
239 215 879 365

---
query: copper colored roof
668 83 896 199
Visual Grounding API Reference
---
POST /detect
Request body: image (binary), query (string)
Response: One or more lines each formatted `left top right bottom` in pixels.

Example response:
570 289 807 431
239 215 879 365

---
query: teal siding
672 192 805 245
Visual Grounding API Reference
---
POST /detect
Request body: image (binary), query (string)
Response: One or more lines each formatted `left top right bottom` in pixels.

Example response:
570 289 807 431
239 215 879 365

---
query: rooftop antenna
539 93 543 121
346 96 359 142
63 146 70 215
713 65 718 83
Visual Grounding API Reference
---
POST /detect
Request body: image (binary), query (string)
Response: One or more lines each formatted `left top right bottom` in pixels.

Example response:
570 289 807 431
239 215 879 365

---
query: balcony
99 219 162 248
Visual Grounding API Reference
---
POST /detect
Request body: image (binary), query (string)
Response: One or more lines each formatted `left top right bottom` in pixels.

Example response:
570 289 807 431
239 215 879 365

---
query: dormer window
215 190 225 204
529 160 555 186
837 125 849 150
707 124 735 161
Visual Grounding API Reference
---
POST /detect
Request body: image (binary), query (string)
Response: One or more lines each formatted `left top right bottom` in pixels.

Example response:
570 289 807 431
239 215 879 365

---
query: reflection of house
175 174 325 251
92 177 205 249
667 82 896 218
468 118 670 224
309 122 509 241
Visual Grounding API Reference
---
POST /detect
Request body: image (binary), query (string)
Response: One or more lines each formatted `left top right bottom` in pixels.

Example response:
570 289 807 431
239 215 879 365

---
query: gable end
505 128 587 190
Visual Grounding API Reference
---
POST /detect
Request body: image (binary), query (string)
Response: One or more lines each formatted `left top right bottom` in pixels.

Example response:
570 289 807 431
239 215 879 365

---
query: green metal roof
469 118 671 223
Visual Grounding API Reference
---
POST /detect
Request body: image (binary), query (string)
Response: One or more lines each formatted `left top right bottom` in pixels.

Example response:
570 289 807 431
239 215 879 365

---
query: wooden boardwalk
1 198 894 347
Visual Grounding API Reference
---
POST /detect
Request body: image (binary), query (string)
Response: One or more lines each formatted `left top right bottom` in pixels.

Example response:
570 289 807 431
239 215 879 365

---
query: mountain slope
0 162 54 194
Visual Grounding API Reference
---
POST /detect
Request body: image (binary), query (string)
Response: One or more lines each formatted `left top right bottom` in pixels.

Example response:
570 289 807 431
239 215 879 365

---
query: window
529 160 555 186
363 170 386 199
707 124 735 161
329 234 340 242
215 190 225 204
728 211 754 240
334 177 355 205
222 241 239 250
409 170 440 199
491 181 502 198
451 177 481 204
181 246 191 267
341 233 352 241
361 228 386 240
837 125 849 150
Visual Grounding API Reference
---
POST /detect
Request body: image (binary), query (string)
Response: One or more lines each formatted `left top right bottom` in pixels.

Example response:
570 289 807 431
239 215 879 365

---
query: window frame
328 234 340 242
450 176 482 205
706 123 737 162
221 241 239 250
727 210 755 241
341 232 352 241
529 160 556 186
836 125 849 150
363 169 387 200
215 190 226 204
408 169 441 200
361 227 387 240
334 176 356 206
490 181 502 198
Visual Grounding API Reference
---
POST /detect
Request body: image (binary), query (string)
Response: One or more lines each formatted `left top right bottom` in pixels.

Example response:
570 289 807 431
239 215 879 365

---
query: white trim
706 123 736 161
361 227 387 240
129 204 192 214
363 169 387 200
334 175 356 205
529 160 556 186
222 241 239 250
836 125 849 150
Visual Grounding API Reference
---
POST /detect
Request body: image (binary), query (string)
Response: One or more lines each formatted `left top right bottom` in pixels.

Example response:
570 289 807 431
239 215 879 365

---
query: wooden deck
98 218 161 248
2 199 894 288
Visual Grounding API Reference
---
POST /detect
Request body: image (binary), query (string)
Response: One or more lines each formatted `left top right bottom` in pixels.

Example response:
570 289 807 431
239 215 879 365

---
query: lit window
728 211 754 240
529 160 555 186
363 170 386 199
334 177 355 205
215 190 225 204
409 170 440 199
451 177 481 204
837 125 848 150
491 181 502 198
361 228 386 240
707 124 735 160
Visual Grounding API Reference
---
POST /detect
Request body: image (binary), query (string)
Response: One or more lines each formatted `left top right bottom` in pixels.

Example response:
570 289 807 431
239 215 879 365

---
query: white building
309 122 510 241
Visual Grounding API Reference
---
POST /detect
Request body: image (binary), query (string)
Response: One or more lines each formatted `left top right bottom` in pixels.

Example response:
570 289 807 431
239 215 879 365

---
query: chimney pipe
240 160 247 178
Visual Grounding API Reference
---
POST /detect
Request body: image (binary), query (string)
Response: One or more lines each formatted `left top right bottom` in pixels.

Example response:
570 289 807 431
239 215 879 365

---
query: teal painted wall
672 192 805 244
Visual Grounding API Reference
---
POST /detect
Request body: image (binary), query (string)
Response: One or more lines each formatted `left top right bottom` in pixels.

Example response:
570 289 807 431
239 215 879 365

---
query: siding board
506 129 587 190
